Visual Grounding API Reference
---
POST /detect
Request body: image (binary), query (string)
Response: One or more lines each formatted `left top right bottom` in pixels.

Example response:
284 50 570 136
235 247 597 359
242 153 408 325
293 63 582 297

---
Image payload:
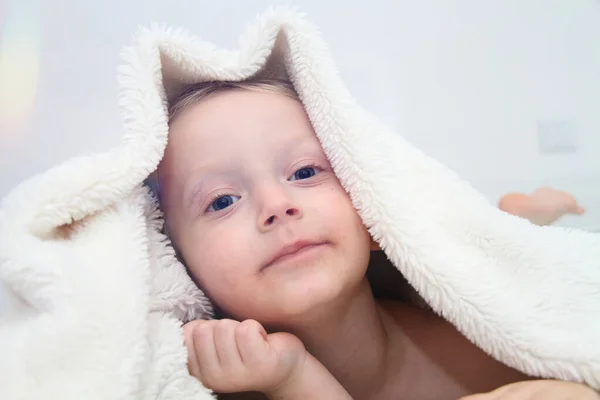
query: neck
272 279 393 399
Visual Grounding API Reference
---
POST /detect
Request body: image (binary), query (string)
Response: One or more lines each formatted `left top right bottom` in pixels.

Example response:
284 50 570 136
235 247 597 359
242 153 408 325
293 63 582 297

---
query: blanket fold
1 7 599 399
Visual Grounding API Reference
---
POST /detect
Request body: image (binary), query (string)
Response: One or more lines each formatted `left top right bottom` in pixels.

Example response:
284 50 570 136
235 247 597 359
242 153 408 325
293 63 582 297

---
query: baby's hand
460 380 600 400
183 319 307 395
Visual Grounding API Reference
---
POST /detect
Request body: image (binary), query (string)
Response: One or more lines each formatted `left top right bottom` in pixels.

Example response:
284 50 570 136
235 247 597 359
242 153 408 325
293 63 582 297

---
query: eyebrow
184 162 252 210
184 179 205 208
183 171 224 208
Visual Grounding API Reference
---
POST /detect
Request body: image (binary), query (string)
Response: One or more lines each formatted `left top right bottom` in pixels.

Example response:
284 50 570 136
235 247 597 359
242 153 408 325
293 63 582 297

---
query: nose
258 186 303 231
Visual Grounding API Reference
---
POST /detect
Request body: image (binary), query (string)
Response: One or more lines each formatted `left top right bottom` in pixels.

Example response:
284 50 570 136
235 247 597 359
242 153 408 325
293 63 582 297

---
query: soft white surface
1 7 599 399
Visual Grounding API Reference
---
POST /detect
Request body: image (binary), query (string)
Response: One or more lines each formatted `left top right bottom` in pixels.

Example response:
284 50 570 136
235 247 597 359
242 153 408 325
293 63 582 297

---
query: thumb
265 332 301 349
265 332 305 359
264 332 306 379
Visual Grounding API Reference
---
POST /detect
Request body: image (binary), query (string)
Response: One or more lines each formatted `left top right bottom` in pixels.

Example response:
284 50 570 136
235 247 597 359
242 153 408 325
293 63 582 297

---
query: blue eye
290 166 318 181
207 195 240 212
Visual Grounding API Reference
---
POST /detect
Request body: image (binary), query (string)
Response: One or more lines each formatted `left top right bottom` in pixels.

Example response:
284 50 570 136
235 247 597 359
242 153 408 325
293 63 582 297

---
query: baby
155 79 598 400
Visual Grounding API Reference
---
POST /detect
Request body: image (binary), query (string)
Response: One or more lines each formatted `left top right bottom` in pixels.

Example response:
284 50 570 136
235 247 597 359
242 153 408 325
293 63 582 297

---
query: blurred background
0 0 599 231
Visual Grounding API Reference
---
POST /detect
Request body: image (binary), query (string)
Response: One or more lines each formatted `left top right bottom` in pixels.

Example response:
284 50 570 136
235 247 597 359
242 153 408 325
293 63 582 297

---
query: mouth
263 240 328 270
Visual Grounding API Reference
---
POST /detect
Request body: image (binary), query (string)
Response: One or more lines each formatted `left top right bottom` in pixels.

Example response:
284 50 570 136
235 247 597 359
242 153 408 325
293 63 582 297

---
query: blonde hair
168 78 299 124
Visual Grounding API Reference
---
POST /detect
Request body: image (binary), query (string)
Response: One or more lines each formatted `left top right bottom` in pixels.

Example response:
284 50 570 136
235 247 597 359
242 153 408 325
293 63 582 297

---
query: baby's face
159 89 372 325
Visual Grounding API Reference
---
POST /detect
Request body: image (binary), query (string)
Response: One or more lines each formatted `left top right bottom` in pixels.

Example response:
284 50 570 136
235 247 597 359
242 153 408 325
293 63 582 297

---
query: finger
190 320 220 381
235 319 269 365
183 321 203 378
213 319 243 369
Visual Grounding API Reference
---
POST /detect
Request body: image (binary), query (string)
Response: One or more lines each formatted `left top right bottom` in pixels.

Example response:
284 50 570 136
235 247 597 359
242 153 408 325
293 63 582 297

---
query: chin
267 274 364 322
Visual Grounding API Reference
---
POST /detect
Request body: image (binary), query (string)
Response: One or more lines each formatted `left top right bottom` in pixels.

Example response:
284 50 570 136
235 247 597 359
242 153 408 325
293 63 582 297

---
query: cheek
319 185 370 240
181 222 258 301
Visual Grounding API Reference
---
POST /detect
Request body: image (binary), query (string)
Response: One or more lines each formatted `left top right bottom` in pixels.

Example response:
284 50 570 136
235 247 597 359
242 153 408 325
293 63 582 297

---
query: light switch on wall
537 120 578 154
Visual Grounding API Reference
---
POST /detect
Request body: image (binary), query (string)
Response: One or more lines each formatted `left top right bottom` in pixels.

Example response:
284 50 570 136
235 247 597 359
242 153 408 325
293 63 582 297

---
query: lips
263 240 326 270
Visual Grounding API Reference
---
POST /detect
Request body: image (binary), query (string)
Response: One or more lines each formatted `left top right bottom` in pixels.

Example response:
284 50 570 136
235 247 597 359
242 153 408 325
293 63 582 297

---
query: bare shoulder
376 299 531 399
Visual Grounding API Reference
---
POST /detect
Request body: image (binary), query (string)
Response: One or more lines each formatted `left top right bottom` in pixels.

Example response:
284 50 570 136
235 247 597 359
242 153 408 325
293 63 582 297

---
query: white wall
1 0 599 229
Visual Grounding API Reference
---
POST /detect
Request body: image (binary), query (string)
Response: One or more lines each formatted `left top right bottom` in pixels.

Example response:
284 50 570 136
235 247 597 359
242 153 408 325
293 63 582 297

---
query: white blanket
1 7 599 399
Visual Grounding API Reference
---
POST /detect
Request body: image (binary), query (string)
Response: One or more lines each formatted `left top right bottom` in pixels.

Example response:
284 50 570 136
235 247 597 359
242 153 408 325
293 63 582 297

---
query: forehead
166 90 317 159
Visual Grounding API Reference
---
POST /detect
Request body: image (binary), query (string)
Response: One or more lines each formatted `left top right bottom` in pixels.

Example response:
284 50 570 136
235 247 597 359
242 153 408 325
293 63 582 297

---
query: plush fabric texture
1 7 599 399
